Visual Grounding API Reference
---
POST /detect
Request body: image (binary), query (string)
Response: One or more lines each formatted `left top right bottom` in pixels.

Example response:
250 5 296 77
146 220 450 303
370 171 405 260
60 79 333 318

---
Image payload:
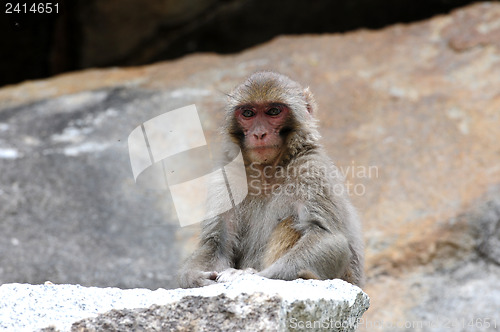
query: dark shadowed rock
1 0 476 86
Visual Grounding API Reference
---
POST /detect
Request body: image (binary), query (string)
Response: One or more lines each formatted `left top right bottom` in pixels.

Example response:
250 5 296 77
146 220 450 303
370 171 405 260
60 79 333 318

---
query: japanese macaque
178 71 364 288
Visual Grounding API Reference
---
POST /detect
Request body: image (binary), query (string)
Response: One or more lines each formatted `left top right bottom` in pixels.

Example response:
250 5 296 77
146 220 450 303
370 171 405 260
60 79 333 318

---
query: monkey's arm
259 226 351 281
178 237 232 288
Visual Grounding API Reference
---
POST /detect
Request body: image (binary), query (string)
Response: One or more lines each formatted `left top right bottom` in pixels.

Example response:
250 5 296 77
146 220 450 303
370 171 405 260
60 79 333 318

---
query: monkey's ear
303 87 317 114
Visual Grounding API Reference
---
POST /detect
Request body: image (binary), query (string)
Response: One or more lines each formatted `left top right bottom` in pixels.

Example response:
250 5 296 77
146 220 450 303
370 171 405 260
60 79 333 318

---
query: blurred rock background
1 1 500 331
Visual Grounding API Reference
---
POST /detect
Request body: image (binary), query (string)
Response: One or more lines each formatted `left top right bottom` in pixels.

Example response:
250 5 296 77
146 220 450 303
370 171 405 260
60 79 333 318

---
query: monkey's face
235 103 290 164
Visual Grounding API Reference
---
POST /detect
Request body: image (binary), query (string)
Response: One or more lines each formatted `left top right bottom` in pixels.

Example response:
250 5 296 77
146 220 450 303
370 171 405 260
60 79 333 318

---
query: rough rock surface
0 276 369 332
1 2 500 331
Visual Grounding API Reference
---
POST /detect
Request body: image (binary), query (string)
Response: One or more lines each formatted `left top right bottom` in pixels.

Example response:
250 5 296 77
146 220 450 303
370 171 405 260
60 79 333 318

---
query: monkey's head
225 71 320 165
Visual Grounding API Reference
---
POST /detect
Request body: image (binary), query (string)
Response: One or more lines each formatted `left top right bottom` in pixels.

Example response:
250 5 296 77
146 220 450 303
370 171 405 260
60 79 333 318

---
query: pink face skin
235 103 290 164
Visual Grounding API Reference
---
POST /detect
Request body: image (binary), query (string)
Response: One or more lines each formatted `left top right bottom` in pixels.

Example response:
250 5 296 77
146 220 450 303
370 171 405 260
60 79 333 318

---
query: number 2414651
5 3 59 14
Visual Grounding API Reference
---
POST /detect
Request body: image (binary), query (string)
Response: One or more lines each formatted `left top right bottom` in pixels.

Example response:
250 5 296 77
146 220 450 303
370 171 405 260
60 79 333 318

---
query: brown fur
297 270 320 280
263 216 301 268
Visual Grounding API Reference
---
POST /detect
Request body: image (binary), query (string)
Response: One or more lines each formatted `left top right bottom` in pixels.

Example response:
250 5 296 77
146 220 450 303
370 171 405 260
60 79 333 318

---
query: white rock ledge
0 275 369 332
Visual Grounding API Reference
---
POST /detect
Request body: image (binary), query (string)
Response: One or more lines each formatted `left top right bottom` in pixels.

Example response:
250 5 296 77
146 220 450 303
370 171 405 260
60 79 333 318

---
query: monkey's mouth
251 146 276 150
248 144 280 150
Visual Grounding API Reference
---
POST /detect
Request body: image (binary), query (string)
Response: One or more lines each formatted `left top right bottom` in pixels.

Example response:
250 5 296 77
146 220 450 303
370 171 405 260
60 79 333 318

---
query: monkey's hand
179 270 218 288
216 268 257 283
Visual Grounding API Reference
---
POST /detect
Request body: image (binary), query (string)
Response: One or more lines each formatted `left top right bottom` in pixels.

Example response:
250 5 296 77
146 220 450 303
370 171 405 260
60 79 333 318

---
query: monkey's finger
215 269 237 283
198 271 218 280
198 279 217 287
243 268 257 274
216 268 256 283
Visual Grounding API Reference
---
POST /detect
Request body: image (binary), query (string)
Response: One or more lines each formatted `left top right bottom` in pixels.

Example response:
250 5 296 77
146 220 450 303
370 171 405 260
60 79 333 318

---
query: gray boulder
0 276 369 332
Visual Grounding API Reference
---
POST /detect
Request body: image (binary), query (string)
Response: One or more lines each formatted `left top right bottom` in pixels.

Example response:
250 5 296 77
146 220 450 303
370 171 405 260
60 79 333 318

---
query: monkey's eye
241 109 255 117
266 107 281 116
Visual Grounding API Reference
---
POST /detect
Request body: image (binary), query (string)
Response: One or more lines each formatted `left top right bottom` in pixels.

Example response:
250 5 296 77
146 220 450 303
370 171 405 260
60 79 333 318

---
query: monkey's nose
254 132 267 140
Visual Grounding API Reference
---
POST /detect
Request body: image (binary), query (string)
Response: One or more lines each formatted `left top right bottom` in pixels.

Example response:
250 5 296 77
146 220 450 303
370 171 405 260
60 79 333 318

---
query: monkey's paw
215 268 257 283
179 270 218 288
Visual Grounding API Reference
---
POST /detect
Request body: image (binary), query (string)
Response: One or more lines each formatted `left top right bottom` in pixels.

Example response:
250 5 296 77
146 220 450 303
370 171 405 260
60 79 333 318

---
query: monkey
178 71 364 288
